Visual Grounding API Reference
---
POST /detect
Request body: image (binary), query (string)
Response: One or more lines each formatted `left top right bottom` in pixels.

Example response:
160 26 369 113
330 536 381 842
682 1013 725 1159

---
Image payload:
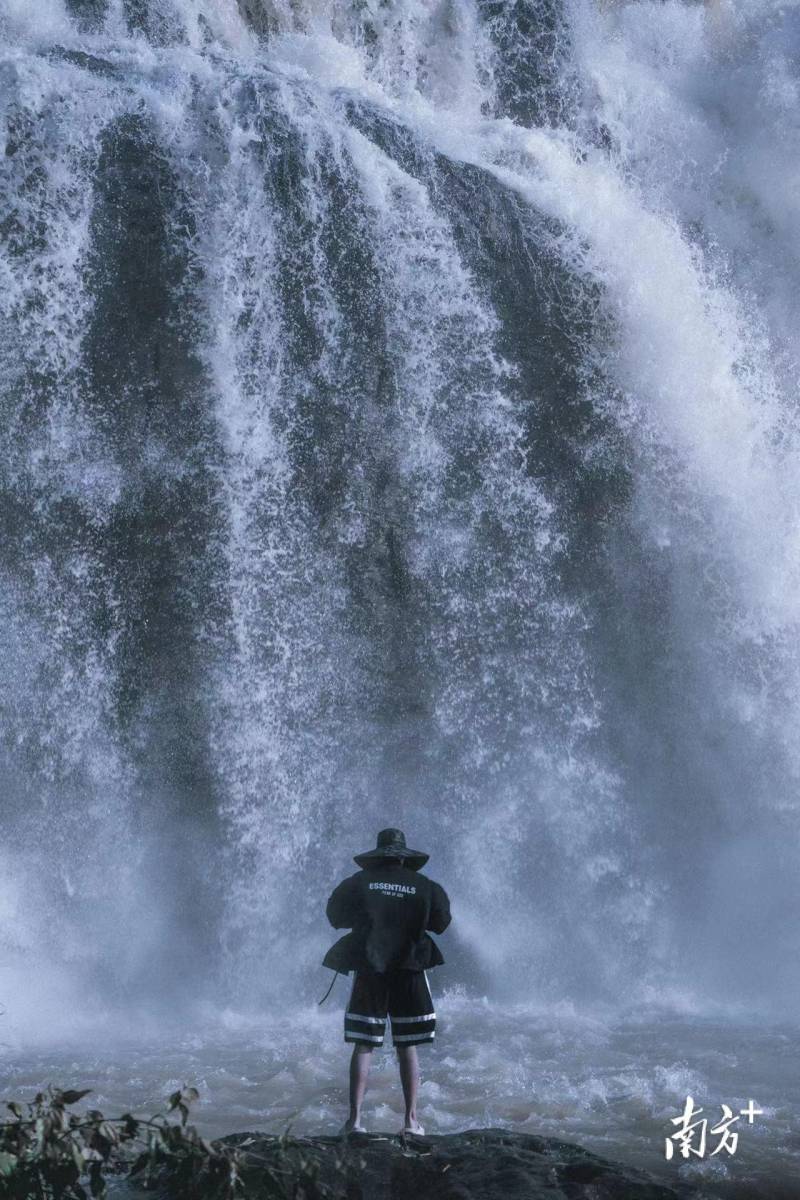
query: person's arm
326 875 358 929
427 880 451 934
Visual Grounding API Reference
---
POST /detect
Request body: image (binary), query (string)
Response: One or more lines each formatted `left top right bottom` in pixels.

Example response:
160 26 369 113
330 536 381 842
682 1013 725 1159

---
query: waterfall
0 0 797 1032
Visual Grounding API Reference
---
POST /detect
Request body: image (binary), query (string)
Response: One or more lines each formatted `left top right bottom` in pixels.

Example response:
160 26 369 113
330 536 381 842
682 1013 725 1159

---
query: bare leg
396 1044 421 1130
346 1043 373 1129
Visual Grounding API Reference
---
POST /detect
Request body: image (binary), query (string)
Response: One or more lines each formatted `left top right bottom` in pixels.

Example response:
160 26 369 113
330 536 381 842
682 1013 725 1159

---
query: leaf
5 1103 21 1119
88 1160 105 1199
182 1088 199 1103
148 1128 165 1151
0 1152 18 1177
119 1114 138 1137
127 1153 149 1177
61 1091 92 1106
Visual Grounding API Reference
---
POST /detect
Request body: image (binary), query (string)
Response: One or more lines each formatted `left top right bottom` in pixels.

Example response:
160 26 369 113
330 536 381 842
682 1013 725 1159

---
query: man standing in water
323 828 451 1137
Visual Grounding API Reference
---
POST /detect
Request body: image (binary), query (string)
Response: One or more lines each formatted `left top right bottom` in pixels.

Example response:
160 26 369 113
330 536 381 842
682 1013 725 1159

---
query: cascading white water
0 0 798 1045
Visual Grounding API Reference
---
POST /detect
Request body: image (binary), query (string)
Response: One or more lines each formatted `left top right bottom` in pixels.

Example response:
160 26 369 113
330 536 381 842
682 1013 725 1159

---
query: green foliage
0 1085 242 1200
0 1089 360 1200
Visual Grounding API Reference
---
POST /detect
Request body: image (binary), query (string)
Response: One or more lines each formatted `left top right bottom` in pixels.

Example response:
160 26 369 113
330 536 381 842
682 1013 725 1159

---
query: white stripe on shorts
390 1012 435 1023
393 1031 435 1042
345 1031 384 1042
345 1012 386 1025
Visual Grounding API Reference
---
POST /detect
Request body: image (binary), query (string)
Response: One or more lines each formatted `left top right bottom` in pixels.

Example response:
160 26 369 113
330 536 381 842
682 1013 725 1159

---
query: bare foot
339 1117 366 1136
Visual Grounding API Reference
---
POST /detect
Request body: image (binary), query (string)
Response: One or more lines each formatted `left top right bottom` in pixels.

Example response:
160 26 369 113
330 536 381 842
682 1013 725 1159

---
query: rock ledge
223 1127 693 1199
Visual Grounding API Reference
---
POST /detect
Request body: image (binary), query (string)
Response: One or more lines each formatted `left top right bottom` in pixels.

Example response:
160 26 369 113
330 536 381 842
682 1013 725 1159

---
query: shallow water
2 998 798 1198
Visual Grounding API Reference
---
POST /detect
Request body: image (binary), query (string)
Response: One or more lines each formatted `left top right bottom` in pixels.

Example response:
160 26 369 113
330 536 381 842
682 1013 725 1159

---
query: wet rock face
223 1128 692 1200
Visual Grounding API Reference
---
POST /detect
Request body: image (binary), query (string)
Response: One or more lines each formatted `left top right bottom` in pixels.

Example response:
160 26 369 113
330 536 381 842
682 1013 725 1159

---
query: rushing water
2 1005 799 1198
1 0 799 1193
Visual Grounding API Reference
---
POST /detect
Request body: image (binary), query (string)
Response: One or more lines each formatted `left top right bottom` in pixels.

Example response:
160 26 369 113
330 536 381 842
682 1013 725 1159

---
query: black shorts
344 969 436 1047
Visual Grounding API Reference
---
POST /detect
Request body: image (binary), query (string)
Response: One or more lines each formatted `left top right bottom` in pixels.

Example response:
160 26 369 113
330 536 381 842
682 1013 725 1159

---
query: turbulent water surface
1 0 799 1194
2 1006 799 1198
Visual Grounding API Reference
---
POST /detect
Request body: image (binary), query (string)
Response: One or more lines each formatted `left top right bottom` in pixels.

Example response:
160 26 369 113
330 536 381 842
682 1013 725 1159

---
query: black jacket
323 864 451 974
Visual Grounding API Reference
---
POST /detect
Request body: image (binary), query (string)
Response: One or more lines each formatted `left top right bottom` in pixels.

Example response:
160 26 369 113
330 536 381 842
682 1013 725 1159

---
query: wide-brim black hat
353 827 429 871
